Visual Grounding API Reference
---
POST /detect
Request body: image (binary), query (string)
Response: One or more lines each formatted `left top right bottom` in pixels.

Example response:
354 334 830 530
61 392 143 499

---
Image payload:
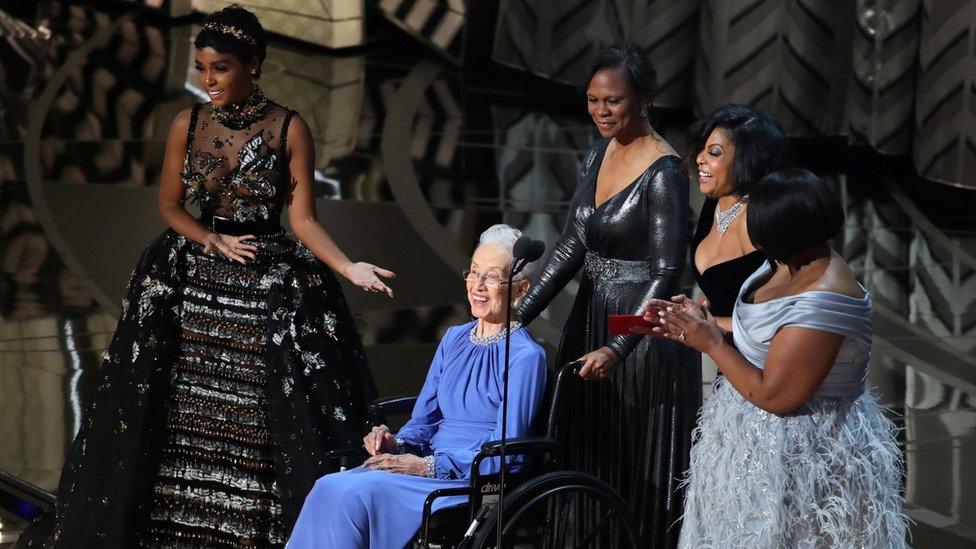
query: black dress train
517 139 701 548
20 99 375 547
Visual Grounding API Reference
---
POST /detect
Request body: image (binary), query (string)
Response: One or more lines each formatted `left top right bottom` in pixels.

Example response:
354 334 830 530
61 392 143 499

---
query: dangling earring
640 104 648 121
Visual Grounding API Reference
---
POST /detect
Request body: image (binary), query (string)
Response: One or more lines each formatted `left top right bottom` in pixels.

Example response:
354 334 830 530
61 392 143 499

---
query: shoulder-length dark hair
194 4 268 78
684 104 794 196
747 168 844 264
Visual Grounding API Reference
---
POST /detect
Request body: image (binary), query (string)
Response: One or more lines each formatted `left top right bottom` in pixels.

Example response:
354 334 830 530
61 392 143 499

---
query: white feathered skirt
678 377 909 548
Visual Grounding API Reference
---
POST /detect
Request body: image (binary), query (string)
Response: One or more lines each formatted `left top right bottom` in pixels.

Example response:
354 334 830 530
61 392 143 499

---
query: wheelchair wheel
467 470 639 549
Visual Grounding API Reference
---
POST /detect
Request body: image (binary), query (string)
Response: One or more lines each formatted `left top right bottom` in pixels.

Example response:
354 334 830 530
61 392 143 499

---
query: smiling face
466 243 528 324
586 68 645 139
695 128 737 199
194 46 258 107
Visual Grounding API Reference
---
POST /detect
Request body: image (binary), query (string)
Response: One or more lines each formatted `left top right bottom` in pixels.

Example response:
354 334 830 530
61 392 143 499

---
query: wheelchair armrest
368 395 418 416
479 435 557 457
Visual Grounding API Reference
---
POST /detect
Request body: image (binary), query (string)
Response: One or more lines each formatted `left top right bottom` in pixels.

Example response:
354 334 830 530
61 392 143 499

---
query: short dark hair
684 104 794 196
747 168 844 264
584 43 657 104
194 4 268 79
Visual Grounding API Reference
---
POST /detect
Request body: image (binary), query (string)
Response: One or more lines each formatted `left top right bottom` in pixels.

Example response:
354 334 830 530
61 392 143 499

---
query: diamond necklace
715 194 749 236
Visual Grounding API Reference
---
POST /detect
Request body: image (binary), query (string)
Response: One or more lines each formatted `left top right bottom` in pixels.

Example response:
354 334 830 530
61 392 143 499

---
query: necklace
211 85 268 130
715 194 748 236
469 321 522 346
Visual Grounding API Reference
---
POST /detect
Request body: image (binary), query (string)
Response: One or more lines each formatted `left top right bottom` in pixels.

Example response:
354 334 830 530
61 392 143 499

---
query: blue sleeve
432 344 548 479
394 328 455 453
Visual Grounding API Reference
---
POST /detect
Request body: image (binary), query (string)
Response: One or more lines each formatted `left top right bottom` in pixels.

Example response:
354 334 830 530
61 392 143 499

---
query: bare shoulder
286 113 312 139
810 252 863 297
284 113 314 157
169 107 194 134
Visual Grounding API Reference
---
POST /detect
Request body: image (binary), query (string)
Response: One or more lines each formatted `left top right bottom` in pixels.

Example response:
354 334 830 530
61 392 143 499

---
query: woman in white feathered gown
641 168 909 548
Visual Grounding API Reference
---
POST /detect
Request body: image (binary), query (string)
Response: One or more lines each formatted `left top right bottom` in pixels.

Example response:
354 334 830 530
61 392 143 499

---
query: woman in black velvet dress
516 43 699 548
684 105 793 326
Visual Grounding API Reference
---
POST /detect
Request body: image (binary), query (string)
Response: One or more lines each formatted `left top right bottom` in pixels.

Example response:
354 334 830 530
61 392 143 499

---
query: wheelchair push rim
466 470 640 549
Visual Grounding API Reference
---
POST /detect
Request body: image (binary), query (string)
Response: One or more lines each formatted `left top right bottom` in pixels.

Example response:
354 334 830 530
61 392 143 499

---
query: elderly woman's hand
577 346 621 381
362 453 429 476
363 424 398 456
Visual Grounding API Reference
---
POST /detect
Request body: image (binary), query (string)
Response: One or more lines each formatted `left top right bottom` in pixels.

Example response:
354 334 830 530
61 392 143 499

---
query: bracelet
423 455 436 478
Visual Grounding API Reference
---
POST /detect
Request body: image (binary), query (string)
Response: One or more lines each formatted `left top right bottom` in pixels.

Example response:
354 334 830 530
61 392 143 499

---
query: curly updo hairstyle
684 104 794 196
194 4 268 78
584 43 658 116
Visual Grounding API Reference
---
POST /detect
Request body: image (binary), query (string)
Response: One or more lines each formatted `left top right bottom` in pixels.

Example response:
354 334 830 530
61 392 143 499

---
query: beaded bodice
181 100 295 222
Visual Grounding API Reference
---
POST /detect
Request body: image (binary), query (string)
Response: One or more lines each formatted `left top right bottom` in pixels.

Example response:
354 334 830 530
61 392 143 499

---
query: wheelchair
336 361 640 548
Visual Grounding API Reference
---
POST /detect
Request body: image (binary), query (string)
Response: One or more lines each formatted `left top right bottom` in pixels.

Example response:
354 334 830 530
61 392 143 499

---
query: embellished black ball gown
517 139 701 548
19 92 376 547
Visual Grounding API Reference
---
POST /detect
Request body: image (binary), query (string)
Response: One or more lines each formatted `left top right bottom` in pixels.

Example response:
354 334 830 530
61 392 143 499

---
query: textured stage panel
114 0 193 16
913 0 976 190
695 0 854 136
491 0 700 108
373 0 466 64
845 0 920 154
258 47 364 167
192 0 363 49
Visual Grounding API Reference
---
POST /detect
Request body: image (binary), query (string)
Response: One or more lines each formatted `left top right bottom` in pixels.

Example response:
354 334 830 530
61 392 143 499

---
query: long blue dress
287 321 548 548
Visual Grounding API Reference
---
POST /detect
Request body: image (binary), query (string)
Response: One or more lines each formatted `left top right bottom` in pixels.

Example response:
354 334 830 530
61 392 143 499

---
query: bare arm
707 326 842 414
157 108 213 245
660 306 842 414
285 115 395 294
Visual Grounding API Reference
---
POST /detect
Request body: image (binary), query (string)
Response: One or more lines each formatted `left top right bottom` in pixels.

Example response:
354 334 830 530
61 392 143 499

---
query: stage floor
0 2 974 546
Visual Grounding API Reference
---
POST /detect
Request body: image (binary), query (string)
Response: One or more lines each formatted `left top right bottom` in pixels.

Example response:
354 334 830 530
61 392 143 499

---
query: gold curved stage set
0 1 975 547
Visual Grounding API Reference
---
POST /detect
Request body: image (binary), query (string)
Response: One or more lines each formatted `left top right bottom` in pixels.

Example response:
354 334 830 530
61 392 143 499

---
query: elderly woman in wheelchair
288 225 547 548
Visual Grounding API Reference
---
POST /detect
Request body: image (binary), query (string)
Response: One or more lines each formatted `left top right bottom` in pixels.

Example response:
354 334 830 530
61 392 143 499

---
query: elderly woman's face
695 128 736 199
466 244 526 324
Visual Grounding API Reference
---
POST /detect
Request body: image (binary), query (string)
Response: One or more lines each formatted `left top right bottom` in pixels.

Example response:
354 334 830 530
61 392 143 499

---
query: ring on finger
678 331 686 341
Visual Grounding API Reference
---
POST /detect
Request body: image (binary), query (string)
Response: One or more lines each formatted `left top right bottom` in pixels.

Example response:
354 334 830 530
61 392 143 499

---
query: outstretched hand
203 233 258 264
345 262 396 297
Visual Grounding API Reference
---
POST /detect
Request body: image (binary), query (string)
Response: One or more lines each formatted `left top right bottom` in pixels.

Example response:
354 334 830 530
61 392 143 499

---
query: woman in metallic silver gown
516 43 700 547
19 6 393 548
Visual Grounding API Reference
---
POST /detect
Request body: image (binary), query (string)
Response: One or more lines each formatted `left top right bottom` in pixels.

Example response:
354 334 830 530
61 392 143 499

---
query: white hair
476 224 539 281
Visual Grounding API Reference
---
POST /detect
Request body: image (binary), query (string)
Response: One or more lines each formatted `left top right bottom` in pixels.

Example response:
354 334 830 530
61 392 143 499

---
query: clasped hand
631 294 726 354
361 425 428 476
203 232 258 264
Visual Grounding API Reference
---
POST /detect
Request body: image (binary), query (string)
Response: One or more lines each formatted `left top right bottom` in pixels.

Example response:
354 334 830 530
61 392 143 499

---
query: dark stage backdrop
491 0 976 190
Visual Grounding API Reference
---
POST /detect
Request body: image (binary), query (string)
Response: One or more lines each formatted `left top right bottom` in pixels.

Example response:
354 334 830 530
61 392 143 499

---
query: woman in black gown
20 6 393 548
516 43 699 547
683 105 793 325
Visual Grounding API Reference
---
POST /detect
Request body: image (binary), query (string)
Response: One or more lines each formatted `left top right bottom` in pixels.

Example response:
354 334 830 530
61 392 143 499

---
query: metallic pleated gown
518 139 701 548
